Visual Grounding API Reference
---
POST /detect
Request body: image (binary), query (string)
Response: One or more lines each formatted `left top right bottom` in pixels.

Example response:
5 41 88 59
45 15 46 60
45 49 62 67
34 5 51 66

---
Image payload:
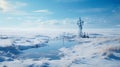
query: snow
0 37 120 67
0 39 12 47
0 29 120 67
0 35 49 48
0 34 49 62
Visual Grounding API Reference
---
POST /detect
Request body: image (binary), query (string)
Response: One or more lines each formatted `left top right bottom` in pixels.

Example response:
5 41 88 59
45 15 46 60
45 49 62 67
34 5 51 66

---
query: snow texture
0 29 120 67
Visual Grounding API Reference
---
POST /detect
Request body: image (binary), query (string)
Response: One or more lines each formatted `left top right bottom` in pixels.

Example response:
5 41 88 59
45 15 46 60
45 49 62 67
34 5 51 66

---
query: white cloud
0 0 14 12
19 18 78 29
33 9 53 14
0 0 27 13
33 10 49 13
37 18 77 25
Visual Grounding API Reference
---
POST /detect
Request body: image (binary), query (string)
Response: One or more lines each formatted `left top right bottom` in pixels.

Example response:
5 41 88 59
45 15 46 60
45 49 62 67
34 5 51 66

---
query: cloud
0 0 27 13
33 9 53 14
0 0 14 12
19 18 77 28
40 18 76 25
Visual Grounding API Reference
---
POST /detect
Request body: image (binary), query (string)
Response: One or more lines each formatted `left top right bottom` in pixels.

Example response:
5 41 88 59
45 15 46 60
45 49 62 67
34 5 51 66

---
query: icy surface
0 39 12 47
0 29 120 67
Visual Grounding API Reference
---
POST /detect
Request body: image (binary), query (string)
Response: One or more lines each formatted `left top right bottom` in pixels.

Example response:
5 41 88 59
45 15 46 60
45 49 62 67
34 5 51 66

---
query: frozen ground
0 29 120 67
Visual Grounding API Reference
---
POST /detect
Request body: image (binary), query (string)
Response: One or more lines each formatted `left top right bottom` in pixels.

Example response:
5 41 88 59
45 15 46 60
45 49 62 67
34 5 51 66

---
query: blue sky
0 0 120 30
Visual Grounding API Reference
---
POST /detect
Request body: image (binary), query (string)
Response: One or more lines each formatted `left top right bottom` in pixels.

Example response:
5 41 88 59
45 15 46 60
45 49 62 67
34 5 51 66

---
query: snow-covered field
0 29 120 67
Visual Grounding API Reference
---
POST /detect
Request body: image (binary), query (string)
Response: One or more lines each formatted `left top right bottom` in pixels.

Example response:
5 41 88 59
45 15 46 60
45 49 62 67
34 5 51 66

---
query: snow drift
0 35 49 62
0 36 120 67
